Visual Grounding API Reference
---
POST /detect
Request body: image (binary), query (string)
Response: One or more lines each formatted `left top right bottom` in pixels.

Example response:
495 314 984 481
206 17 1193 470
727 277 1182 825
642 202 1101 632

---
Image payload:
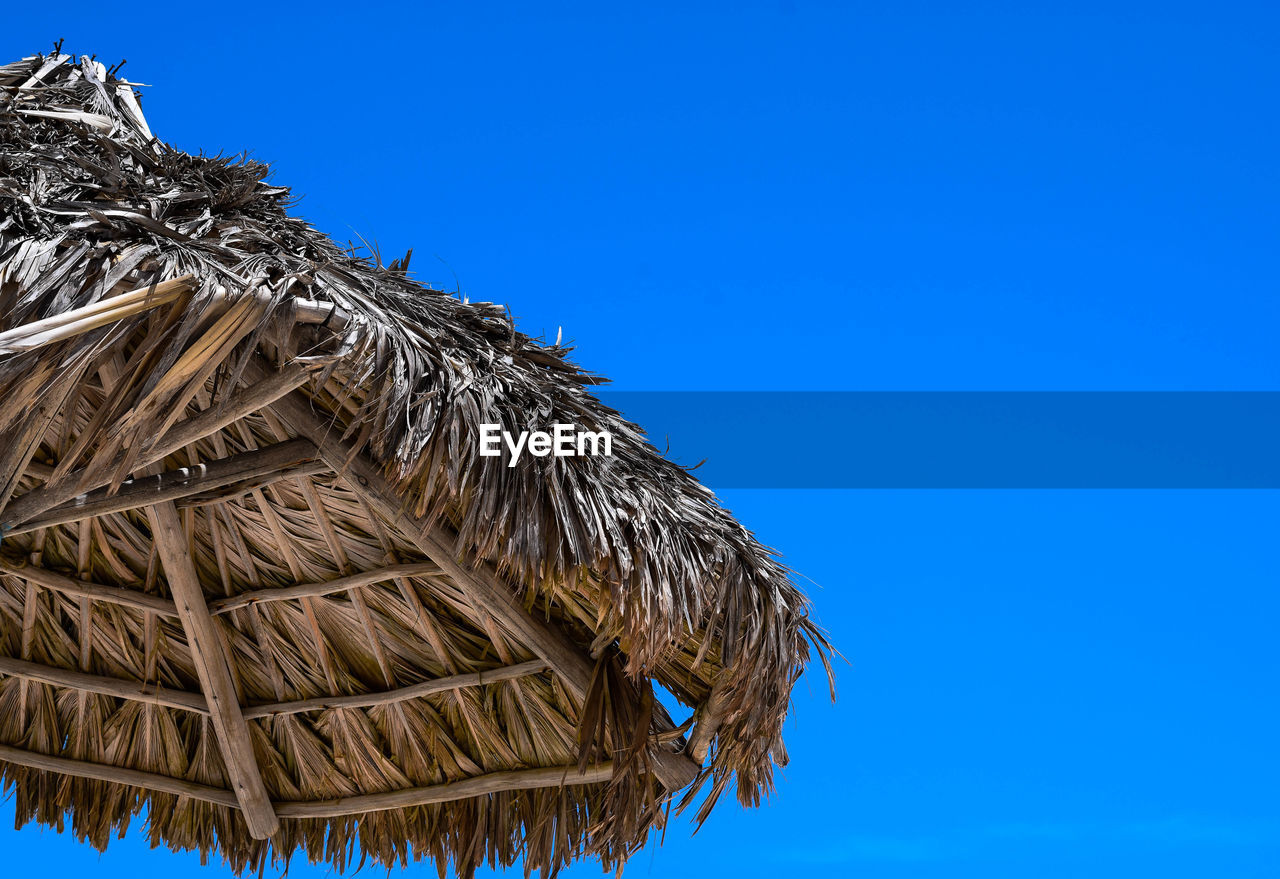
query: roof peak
1 51 154 143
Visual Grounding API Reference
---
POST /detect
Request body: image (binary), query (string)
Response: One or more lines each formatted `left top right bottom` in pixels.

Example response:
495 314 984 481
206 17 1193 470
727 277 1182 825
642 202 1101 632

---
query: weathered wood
208 562 439 615
0 361 318 529
210 287 350 331
266 388 702 791
685 684 728 763
177 460 329 509
0 556 179 616
18 460 56 481
0 654 207 714
243 659 549 719
0 741 613 818
7 438 318 536
274 762 616 818
0 742 239 809
149 500 279 838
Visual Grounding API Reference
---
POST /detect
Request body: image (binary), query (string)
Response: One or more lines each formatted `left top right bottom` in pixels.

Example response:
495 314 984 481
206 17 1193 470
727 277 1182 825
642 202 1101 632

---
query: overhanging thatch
0 50 833 876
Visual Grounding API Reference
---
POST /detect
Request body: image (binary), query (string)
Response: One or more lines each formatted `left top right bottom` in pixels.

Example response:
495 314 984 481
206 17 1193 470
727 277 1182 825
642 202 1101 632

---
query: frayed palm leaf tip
0 49 834 876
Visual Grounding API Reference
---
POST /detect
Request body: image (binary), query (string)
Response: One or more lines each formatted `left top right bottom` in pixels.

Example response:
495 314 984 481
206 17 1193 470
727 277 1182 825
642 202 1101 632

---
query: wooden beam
149 500 279 838
0 360 318 530
0 655 549 723
208 562 439 615
0 740 615 818
0 556 179 616
17 460 56 481
265 388 701 792
274 762 616 818
243 659 549 719
176 460 329 509
7 439 318 536
0 742 239 809
0 655 207 714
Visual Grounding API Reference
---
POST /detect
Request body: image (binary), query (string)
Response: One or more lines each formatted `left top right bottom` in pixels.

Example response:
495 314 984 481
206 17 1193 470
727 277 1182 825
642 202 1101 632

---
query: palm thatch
0 50 833 876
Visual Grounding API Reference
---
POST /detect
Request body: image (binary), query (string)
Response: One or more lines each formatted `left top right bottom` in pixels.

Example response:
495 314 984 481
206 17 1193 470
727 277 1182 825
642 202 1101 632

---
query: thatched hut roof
0 50 832 876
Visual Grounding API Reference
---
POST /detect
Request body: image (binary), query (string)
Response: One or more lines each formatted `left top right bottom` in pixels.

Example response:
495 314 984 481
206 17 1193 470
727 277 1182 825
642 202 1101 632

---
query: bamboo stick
209 288 350 331
685 684 728 763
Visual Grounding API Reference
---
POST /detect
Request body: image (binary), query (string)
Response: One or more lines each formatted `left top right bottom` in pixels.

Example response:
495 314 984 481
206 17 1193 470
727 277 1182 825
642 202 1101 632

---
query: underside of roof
0 51 832 876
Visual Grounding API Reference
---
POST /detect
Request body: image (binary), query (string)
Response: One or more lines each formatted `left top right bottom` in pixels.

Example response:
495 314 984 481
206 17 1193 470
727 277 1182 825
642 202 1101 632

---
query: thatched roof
0 50 832 876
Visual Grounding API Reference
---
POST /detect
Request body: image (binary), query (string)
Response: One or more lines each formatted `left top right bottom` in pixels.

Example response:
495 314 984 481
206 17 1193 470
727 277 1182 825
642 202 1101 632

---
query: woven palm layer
0 51 832 876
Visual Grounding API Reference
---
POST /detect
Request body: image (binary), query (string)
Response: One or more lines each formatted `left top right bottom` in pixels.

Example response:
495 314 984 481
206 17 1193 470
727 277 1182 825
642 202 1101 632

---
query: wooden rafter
176 460 328 509
0 655 208 714
0 556 180 616
208 562 439 614
148 500 279 839
0 654 550 720
0 742 239 809
0 740 613 817
242 659 549 719
274 762 616 818
1 557 451 625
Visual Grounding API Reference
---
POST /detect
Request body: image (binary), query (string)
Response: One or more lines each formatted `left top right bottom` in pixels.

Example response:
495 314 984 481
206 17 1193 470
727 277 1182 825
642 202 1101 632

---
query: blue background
3 3 1279 877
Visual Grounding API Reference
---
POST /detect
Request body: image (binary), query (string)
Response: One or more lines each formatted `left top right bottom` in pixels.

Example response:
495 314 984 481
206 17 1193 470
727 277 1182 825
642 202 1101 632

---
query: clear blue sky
3 3 1279 877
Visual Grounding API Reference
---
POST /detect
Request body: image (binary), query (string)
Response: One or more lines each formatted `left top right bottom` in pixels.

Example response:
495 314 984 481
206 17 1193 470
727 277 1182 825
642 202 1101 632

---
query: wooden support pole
7 438 318 536
265 388 701 792
149 500 279 838
0 654 207 714
243 659 549 719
